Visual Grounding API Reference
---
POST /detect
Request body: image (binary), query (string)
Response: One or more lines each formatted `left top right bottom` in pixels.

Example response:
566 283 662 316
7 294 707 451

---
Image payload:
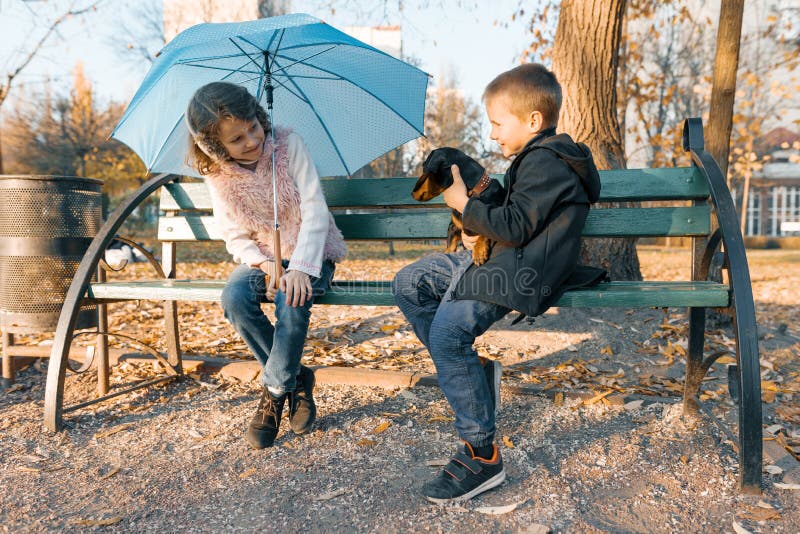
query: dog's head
412 147 486 202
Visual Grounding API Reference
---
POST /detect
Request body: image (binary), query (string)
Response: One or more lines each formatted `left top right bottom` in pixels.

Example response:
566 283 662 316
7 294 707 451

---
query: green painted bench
44 118 762 492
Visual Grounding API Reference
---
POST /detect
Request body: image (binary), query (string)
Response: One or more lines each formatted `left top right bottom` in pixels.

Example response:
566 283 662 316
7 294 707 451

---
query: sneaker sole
425 468 506 504
245 429 277 449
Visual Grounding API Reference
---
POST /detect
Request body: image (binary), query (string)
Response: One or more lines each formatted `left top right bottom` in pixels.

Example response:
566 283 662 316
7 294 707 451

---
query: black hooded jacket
452 128 606 317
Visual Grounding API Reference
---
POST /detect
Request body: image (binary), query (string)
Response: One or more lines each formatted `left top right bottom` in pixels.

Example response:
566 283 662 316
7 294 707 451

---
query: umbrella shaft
272 230 281 289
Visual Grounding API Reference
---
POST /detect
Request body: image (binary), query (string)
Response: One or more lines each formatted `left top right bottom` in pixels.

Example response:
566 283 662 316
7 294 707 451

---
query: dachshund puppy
412 147 505 265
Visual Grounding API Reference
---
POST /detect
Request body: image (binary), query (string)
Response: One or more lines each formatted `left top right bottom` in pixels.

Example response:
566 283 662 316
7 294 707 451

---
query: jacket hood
532 133 602 203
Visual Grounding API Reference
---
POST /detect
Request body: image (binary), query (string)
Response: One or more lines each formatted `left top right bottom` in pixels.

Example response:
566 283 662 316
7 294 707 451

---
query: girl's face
218 116 265 162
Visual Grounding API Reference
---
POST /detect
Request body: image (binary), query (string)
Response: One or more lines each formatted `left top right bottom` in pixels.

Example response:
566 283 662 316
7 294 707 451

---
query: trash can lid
0 175 104 186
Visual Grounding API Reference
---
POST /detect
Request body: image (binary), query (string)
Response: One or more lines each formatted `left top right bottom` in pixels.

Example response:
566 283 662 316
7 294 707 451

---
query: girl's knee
221 281 258 312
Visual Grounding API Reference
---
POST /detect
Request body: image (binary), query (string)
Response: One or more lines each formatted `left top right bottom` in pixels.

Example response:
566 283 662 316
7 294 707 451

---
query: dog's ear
422 150 436 171
422 148 447 175
411 173 442 201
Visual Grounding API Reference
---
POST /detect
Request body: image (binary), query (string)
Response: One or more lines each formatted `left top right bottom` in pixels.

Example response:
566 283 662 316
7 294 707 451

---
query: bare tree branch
0 0 104 108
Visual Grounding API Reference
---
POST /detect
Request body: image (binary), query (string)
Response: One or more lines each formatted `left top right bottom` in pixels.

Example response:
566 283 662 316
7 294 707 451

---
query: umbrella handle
271 229 282 290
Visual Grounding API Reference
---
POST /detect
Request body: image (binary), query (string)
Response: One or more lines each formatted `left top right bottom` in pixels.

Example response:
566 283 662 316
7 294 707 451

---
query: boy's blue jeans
221 260 334 394
392 250 510 447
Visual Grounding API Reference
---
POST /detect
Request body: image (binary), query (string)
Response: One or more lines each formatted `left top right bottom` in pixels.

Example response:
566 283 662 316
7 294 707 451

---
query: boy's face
218 116 265 162
486 95 542 158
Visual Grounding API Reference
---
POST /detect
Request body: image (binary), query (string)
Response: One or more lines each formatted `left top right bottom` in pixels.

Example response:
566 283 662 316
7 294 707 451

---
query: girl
185 82 347 449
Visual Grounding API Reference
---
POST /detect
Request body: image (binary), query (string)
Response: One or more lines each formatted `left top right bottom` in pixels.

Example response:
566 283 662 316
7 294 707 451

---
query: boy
392 63 603 503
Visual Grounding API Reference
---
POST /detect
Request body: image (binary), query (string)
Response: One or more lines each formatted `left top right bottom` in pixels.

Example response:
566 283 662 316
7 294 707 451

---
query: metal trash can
0 176 103 334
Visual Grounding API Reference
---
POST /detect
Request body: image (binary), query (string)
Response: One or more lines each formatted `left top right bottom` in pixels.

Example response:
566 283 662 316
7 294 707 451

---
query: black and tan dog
412 147 505 265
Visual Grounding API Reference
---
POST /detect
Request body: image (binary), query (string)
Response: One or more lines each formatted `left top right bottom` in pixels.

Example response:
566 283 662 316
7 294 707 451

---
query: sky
0 0 534 119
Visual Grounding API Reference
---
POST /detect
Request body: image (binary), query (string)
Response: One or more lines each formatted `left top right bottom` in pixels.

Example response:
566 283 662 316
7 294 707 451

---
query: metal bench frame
43 118 762 493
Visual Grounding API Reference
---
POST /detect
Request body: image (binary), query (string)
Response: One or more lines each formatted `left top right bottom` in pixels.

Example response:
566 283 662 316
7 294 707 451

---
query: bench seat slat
159 168 709 212
87 280 729 308
157 205 710 241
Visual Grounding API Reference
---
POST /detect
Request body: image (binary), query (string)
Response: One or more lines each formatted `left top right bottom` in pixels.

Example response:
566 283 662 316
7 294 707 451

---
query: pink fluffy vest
205 128 347 264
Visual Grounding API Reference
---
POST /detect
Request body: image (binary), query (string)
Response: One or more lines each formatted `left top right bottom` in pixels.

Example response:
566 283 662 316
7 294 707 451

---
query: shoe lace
256 393 279 420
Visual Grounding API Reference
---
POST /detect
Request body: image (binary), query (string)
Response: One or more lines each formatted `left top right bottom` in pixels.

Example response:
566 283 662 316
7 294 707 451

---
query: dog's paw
472 237 491 266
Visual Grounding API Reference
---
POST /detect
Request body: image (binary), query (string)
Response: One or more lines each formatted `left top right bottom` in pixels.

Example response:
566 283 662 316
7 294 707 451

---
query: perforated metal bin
0 175 103 334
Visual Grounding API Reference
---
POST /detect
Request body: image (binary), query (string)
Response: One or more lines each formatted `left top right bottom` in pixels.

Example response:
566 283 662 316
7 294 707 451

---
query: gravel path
2 248 800 532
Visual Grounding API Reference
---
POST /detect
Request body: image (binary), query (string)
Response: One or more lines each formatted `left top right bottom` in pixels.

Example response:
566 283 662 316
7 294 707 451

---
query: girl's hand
280 270 313 307
443 164 469 213
258 260 283 300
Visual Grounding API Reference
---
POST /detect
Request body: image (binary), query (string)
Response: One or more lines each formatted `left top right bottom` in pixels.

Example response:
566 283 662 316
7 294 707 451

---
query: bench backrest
157 167 711 243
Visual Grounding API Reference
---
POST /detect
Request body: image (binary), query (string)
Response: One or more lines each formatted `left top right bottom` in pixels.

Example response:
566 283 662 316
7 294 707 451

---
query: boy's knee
428 318 466 354
392 264 417 301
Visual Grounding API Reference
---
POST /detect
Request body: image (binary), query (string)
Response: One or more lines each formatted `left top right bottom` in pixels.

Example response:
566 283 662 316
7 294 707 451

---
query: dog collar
467 172 492 198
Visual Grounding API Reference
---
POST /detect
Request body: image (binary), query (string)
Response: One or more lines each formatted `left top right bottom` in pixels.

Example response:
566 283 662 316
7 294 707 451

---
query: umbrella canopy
112 13 429 177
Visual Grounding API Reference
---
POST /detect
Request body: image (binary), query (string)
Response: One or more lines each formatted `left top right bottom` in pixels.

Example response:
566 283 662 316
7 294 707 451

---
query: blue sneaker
423 443 505 503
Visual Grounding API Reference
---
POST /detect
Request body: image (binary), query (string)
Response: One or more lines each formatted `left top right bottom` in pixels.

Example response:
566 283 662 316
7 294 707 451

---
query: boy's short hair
483 63 562 128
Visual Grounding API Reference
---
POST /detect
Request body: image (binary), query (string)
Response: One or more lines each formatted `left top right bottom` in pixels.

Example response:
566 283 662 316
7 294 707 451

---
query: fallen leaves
774 482 800 490
475 501 524 515
100 466 121 480
71 517 123 527
372 421 391 434
239 468 258 479
314 488 350 501
427 416 454 423
93 422 136 440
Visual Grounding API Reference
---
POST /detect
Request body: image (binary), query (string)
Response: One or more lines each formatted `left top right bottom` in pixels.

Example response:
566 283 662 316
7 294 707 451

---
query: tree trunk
708 0 745 328
552 0 641 281
707 0 744 185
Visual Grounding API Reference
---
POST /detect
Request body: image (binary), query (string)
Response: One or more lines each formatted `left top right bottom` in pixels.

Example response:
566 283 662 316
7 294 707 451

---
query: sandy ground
1 246 799 532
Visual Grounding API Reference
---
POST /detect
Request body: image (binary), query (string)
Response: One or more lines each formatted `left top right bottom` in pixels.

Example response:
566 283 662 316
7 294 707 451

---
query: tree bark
552 0 641 281
707 0 744 328
707 0 744 185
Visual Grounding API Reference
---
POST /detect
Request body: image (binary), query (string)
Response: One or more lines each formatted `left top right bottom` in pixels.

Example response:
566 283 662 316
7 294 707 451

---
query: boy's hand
280 269 313 307
443 164 469 213
461 233 480 251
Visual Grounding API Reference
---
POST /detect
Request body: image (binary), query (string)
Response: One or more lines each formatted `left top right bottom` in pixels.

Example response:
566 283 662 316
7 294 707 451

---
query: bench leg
164 301 182 373
683 307 706 414
96 303 109 396
2 331 13 386
731 300 763 494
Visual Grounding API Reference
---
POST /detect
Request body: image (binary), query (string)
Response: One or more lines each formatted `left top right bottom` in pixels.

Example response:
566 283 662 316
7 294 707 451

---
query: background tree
0 0 103 172
108 1 166 65
3 62 148 222
550 0 642 281
414 69 487 171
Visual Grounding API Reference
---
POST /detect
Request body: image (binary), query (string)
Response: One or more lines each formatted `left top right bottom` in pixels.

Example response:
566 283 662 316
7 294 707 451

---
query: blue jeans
392 250 510 447
221 260 335 393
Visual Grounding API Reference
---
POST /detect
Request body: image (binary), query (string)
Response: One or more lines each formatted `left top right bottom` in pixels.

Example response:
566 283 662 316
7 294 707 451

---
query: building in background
739 128 800 237
742 148 800 237
344 25 402 59
163 0 290 41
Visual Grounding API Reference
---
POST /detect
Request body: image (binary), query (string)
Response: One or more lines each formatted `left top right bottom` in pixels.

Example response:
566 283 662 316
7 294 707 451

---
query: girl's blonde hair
185 82 270 175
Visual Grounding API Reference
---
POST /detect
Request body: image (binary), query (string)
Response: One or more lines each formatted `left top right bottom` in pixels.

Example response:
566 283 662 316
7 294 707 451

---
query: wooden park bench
43 118 762 492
